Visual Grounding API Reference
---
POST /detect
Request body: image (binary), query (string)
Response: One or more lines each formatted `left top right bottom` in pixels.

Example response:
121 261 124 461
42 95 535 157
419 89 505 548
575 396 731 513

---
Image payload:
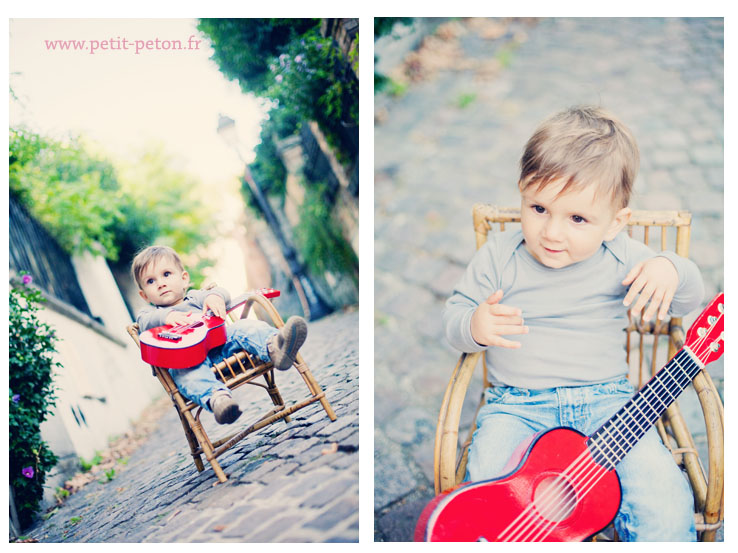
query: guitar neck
586 347 703 470
225 289 279 314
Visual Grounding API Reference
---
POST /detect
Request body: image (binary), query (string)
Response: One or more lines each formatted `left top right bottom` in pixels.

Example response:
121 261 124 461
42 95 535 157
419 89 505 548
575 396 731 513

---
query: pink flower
22 274 33 285
275 74 283 83
22 466 34 479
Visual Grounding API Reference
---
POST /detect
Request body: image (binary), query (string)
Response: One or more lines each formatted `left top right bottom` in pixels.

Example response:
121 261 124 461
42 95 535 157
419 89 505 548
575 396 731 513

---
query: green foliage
9 128 215 286
79 451 103 472
197 18 320 96
374 17 415 39
246 107 298 210
9 277 60 529
111 145 215 286
456 92 477 109
9 128 122 258
198 19 358 164
374 18 415 95
293 182 358 283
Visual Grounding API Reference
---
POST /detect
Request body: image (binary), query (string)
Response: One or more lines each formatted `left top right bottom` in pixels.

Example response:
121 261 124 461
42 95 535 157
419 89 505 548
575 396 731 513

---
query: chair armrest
434 351 482 494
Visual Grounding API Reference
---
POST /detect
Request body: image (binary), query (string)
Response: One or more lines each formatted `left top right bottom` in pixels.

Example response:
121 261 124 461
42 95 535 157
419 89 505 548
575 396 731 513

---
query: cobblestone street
374 18 723 541
25 310 358 543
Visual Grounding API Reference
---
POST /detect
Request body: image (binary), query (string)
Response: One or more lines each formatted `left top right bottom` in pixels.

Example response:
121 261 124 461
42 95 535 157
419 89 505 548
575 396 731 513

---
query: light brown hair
131 245 185 288
519 106 639 208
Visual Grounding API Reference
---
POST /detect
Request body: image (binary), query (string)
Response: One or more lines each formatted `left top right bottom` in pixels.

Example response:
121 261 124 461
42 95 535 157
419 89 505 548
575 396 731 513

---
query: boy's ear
605 207 632 241
182 270 190 287
138 289 150 303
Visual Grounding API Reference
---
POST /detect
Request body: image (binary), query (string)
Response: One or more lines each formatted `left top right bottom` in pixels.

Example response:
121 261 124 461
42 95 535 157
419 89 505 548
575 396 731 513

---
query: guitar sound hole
533 475 577 522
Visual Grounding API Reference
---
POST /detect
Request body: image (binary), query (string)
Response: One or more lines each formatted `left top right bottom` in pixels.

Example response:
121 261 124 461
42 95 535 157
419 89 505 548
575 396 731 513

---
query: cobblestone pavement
374 18 723 541
25 310 358 543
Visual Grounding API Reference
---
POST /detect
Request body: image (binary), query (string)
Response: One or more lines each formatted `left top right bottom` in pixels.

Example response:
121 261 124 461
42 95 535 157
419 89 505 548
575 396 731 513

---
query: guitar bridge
157 331 183 342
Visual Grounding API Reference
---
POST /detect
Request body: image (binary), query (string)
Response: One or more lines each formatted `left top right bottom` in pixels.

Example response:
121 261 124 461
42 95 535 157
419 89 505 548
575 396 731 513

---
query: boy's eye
571 215 587 224
146 278 154 285
164 271 171 277
532 205 546 214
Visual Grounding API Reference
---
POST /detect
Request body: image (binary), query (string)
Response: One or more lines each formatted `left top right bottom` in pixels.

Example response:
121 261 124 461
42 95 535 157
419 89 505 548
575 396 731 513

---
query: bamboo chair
433 205 724 541
127 288 337 483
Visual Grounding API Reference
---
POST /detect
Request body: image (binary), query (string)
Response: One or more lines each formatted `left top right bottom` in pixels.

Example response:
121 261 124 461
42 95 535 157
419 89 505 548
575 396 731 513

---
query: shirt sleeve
136 287 233 332
136 306 168 332
188 286 231 309
442 239 502 353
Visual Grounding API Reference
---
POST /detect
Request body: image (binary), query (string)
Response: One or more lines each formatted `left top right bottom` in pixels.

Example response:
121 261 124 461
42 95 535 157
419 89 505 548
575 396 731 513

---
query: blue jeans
168 319 278 412
465 379 696 541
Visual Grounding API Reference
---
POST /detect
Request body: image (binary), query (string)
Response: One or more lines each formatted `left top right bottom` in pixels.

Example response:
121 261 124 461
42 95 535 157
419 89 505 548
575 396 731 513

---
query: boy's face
520 179 631 269
138 257 190 307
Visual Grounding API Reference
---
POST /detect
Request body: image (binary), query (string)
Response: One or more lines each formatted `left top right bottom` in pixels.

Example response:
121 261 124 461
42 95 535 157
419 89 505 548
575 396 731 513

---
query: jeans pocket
591 378 635 398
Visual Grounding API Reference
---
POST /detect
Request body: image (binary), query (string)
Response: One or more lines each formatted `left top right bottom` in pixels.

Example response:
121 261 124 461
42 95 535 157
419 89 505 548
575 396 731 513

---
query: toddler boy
443 106 704 540
133 245 307 424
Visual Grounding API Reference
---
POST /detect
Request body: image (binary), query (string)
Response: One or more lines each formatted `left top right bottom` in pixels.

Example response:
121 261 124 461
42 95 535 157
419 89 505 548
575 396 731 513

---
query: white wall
36 252 164 506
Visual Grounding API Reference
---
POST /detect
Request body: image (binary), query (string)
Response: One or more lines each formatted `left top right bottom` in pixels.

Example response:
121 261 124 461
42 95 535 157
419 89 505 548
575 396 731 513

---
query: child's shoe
267 316 308 370
209 391 242 424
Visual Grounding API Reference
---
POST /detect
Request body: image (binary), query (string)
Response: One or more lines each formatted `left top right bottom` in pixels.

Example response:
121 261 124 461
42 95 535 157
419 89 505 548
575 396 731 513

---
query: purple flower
22 275 33 285
22 467 34 479
12 394 20 403
316 43 323 50
275 74 283 83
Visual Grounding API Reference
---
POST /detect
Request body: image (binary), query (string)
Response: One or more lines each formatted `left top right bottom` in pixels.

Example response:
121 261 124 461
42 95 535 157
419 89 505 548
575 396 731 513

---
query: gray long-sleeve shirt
443 229 704 389
136 286 231 332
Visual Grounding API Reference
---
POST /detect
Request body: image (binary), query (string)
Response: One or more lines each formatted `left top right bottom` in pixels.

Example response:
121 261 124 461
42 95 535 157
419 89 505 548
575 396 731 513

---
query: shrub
293 181 358 284
9 276 60 529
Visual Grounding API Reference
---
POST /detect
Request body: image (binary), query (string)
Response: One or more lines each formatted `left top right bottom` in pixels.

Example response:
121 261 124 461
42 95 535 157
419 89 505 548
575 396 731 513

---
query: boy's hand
622 256 679 322
203 294 227 318
165 310 196 326
470 289 528 349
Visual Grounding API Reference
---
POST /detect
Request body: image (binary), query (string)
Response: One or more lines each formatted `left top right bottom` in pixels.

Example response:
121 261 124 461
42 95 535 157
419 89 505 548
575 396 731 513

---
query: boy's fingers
630 282 656 317
489 336 522 349
622 261 644 286
493 324 529 336
643 288 667 321
489 303 523 317
485 289 504 305
623 274 647 306
657 290 675 321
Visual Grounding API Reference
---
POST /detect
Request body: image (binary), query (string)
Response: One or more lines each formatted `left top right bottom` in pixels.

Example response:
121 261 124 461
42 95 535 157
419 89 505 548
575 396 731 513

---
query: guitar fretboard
586 348 703 470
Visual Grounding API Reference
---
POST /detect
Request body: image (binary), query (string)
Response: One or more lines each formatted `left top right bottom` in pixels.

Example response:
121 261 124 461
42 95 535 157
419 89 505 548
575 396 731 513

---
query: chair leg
183 408 228 483
176 407 205 472
169 382 228 483
294 353 337 421
263 369 291 423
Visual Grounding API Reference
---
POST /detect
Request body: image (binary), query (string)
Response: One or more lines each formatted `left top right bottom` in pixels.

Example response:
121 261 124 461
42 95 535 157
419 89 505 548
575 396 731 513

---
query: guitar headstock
257 288 281 299
685 292 724 366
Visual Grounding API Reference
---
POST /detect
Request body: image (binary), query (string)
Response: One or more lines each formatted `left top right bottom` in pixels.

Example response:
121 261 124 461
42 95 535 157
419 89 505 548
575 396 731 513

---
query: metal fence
9 194 93 318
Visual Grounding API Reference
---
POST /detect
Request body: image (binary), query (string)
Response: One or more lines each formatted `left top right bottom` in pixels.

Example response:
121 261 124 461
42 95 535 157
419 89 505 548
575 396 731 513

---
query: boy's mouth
543 246 564 254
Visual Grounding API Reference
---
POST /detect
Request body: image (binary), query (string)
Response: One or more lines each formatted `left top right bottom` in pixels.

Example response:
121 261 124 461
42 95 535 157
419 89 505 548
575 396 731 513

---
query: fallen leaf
321 442 339 455
213 525 227 532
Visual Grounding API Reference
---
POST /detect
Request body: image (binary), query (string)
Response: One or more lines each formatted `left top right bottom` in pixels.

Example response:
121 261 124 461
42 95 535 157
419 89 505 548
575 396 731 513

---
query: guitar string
499 348 698 542
496 313 721 541
525 334 716 543
512 346 705 542
525 315 722 542
436 308 717 541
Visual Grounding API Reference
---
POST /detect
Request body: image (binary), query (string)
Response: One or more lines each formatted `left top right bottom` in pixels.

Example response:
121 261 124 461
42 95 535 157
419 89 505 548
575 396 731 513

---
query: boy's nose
543 218 564 241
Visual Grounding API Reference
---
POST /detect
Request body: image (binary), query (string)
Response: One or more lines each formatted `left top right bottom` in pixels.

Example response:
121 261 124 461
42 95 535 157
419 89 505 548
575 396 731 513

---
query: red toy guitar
415 292 724 542
139 288 280 369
